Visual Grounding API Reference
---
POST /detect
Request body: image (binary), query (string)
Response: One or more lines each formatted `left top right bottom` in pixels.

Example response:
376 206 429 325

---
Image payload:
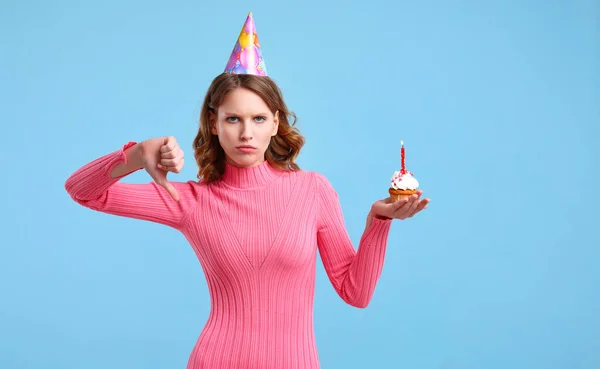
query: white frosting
390 171 419 190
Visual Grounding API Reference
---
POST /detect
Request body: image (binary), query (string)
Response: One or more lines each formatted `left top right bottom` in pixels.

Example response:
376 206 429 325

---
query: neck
220 160 283 189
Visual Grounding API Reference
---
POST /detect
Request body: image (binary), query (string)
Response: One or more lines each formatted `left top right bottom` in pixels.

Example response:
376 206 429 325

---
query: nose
240 121 253 141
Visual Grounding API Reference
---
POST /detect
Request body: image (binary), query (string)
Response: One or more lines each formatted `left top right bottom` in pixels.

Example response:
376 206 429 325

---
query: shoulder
290 169 337 196
169 179 210 199
171 179 208 190
285 168 329 184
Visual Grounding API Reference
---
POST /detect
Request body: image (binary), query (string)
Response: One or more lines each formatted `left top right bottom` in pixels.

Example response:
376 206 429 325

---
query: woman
65 14 429 369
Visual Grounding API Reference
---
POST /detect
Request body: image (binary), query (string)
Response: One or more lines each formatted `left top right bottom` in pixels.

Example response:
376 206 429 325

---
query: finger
408 195 420 212
161 145 182 159
160 150 184 169
393 196 418 219
157 181 179 201
161 136 177 153
392 197 410 210
417 198 430 211
160 158 181 167
397 195 418 210
173 148 184 162
383 197 408 217
161 144 175 155
161 148 177 159
166 182 180 201
158 158 184 174
151 172 179 202
408 198 430 217
159 164 183 174
172 162 184 174
405 196 420 215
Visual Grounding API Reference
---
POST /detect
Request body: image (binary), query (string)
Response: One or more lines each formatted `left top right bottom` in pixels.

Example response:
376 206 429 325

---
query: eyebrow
223 112 269 116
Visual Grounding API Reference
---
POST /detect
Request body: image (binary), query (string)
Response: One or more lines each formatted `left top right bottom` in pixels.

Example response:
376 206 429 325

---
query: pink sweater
65 142 393 369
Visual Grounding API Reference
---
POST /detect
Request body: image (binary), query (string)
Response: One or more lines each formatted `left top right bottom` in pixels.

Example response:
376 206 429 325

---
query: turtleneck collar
220 159 283 189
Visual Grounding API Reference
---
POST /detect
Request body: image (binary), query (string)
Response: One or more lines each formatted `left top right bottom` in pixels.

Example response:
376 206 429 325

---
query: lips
236 145 256 149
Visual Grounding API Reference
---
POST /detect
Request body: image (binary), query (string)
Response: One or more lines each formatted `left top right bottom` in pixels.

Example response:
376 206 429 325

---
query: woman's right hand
139 136 185 201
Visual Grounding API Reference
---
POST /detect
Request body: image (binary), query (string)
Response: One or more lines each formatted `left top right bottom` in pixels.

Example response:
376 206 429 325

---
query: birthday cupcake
389 171 419 202
389 140 420 202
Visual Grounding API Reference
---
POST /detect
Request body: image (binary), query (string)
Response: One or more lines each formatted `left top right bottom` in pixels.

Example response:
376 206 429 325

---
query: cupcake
389 170 419 202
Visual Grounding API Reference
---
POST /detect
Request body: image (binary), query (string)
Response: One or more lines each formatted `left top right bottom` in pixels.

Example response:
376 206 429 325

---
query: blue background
1 0 598 368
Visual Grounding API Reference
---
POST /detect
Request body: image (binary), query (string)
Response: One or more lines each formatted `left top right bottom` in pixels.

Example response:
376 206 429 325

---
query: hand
139 136 185 201
371 190 430 220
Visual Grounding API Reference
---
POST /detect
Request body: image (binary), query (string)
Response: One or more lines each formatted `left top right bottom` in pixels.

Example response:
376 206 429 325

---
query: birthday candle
401 140 406 174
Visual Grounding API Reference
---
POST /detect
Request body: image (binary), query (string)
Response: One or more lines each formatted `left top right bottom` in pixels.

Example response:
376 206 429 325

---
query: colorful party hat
224 12 268 76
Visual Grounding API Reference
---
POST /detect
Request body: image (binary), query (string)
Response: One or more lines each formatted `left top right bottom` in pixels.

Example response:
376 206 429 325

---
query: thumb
161 181 180 202
150 169 180 201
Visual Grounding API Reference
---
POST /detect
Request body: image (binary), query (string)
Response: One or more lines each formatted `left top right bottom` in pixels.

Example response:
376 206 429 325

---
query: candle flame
401 140 404 147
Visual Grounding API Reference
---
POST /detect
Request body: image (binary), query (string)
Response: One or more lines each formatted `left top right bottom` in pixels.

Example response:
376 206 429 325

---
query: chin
229 154 264 168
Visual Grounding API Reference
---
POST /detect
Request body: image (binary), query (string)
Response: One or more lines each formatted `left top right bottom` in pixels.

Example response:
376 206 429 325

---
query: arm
315 173 392 308
64 141 198 230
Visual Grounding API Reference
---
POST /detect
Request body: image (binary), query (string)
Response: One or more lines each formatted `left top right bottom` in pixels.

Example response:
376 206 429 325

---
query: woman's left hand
371 190 430 220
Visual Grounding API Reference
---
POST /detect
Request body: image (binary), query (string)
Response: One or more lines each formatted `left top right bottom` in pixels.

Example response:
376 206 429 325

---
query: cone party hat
224 12 268 76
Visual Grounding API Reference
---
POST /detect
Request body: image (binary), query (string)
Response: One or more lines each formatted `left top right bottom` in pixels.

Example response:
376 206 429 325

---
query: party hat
224 12 268 76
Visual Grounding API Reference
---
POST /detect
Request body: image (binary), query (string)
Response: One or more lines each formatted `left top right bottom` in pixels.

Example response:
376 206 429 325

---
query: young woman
65 14 429 369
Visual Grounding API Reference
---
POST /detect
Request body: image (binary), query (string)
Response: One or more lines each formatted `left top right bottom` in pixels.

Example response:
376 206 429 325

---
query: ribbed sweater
64 141 393 369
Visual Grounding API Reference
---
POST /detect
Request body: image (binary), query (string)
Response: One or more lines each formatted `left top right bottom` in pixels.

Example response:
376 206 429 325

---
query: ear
209 110 218 135
272 110 280 136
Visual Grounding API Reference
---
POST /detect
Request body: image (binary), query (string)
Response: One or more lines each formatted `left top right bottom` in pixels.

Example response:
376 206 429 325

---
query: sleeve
314 172 393 308
64 141 199 230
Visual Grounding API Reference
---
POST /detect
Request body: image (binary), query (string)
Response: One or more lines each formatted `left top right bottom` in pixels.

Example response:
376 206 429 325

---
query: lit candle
401 140 406 174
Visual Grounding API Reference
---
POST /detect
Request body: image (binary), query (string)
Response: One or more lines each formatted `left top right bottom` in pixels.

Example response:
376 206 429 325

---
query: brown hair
193 73 305 183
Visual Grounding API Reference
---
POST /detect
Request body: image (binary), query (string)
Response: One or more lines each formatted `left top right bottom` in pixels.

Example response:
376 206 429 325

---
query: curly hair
193 73 305 183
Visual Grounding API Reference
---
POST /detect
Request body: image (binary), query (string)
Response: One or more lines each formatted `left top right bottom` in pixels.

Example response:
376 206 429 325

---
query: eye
226 116 239 123
254 116 267 123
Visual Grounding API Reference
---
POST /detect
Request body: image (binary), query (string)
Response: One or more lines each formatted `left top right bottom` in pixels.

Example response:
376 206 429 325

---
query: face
211 87 279 168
